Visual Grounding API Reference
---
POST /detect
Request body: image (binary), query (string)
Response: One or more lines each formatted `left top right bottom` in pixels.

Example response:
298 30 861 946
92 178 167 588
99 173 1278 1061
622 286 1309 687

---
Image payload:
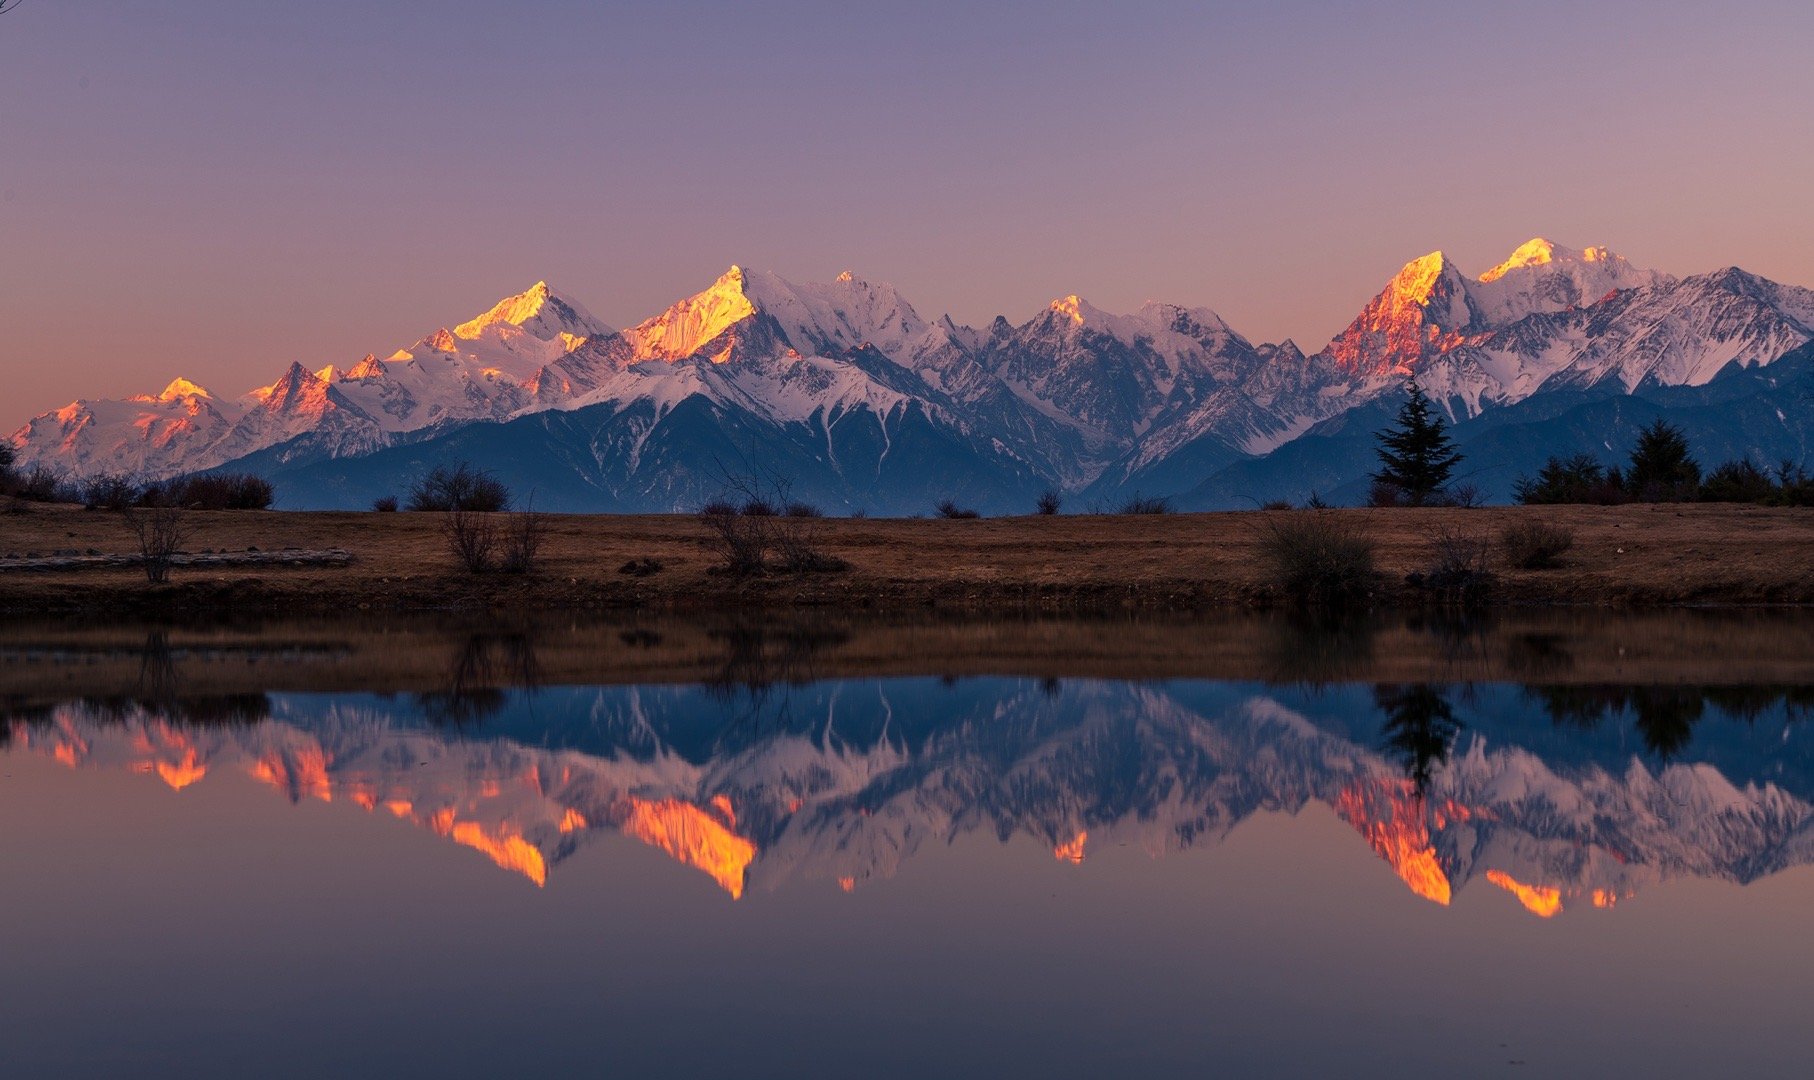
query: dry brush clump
1119 494 1173 515
139 473 274 510
1408 527 1495 606
122 505 190 584
497 504 545 575
1500 520 1575 569
699 498 848 577
1255 512 1377 608
442 508 498 574
936 500 981 519
408 463 511 512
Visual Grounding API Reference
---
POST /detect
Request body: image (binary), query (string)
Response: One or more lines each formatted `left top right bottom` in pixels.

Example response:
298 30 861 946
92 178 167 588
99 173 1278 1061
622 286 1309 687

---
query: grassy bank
0 502 1809 615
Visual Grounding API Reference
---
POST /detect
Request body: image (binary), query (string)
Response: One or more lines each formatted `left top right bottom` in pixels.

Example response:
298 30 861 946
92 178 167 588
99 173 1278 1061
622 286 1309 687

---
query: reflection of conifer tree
1630 689 1704 760
1375 683 1462 794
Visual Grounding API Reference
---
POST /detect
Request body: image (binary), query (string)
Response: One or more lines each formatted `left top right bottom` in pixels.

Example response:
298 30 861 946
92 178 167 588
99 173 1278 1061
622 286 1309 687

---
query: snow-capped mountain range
11 239 1814 511
11 678 1812 915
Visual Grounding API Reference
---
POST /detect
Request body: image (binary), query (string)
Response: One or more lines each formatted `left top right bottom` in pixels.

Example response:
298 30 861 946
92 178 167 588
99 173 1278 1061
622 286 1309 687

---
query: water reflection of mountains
5 627 1813 916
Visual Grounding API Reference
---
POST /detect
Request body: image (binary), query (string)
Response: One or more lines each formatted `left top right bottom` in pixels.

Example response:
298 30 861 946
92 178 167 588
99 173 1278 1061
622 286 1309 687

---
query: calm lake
3 612 1812 1078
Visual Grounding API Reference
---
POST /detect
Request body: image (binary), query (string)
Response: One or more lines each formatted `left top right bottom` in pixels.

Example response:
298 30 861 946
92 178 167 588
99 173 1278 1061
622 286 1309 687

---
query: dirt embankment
0 502 1809 616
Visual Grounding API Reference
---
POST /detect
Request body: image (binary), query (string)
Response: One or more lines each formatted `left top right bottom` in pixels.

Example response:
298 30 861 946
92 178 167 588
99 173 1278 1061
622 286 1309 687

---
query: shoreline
0 503 1810 616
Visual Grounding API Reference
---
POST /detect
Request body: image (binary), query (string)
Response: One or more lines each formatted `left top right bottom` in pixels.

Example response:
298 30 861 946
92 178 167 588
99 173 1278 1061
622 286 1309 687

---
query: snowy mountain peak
1049 294 1099 325
452 281 609 343
1470 237 1669 325
253 361 324 403
144 377 214 403
1321 251 1478 376
625 266 762 362
345 354 388 380
1478 237 1636 282
1137 300 1235 338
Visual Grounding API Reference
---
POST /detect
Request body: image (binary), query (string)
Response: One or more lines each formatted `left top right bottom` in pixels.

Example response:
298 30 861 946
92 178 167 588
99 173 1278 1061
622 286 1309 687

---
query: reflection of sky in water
4 677 1814 1077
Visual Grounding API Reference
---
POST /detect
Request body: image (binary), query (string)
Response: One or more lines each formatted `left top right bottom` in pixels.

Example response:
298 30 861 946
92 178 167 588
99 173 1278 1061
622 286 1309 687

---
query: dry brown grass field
0 502 1809 616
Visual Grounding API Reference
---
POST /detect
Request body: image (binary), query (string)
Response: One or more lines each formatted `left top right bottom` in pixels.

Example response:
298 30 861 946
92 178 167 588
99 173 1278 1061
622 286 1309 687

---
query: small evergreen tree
1371 379 1461 506
1624 419 1699 501
1515 453 1619 505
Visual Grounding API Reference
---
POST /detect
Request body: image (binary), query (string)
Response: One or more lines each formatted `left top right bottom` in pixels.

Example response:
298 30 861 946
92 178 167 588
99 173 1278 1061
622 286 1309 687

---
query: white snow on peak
135 377 215 403
625 265 935 364
1470 238 1670 326
453 280 610 344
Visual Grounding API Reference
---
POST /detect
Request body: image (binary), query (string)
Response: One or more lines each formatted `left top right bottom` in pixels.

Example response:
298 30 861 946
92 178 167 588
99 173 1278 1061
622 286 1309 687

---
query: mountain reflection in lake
3 612 1813 1078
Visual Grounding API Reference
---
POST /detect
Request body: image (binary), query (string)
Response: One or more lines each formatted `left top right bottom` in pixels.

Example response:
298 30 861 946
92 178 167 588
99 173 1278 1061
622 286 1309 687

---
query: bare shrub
443 508 497 573
1501 520 1575 569
700 476 847 576
123 506 189 584
1035 489 1062 515
82 473 141 511
12 465 67 502
1448 482 1485 509
1368 479 1405 507
1409 527 1494 605
936 500 981 519
498 503 545 575
1256 512 1376 608
772 516 851 573
619 557 664 577
700 502 770 576
408 463 510 512
372 495 399 512
140 473 274 510
1119 494 1172 515
1261 499 1294 511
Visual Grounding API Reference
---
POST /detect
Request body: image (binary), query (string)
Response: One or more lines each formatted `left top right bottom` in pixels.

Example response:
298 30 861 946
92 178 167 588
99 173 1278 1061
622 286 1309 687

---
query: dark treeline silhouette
1517 419 1814 506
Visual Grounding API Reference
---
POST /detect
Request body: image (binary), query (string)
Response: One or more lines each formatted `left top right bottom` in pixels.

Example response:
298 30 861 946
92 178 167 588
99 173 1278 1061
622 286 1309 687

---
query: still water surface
3 614 1812 1077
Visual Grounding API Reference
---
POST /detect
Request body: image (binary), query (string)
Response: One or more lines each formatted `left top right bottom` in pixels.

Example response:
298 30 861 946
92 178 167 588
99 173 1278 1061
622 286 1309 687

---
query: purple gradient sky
3 0 1812 429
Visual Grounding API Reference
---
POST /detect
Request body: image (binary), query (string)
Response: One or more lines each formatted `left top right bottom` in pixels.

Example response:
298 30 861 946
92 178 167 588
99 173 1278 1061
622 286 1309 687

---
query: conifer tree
1371 379 1461 506
1623 419 1700 501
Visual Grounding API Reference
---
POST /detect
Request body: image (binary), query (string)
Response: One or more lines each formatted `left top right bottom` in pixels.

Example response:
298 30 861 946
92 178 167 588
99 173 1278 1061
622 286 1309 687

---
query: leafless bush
1448 482 1485 509
1409 527 1494 605
700 502 771 576
408 463 510 512
497 504 545 574
936 499 981 519
139 473 274 510
1501 520 1575 569
1035 489 1062 515
123 505 189 583
700 474 847 576
1256 512 1376 608
772 517 851 573
443 508 497 573
372 495 399 512
7 465 68 502
1119 494 1172 515
82 473 141 511
1261 499 1294 511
